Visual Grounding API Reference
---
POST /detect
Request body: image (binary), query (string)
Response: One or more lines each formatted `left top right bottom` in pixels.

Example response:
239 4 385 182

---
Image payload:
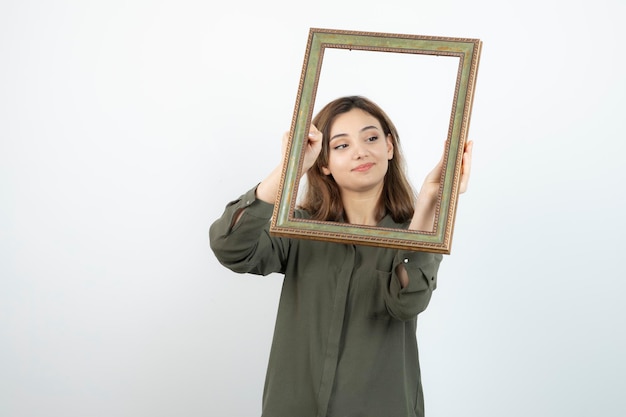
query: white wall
1 1 624 416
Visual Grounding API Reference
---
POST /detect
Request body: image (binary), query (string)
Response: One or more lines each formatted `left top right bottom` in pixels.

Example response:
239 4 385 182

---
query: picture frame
269 27 482 254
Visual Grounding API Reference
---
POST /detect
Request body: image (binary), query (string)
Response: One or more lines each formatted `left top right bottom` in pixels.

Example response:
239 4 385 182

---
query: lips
352 162 374 172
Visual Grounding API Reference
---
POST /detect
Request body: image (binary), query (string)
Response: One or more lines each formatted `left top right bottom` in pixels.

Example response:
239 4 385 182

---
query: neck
341 186 383 226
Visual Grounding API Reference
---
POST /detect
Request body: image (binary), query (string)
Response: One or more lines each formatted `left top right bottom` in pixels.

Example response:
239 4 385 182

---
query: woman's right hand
257 125 324 204
303 124 323 172
282 124 324 174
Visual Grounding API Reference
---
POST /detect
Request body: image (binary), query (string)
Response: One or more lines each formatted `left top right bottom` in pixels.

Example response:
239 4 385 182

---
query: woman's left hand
409 140 473 232
420 140 474 196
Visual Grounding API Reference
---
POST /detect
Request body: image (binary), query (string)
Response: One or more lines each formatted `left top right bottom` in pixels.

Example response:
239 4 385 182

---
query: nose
352 141 368 159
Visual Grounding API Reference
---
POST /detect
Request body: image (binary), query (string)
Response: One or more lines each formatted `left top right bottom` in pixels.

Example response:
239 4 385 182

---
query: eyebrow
329 125 381 142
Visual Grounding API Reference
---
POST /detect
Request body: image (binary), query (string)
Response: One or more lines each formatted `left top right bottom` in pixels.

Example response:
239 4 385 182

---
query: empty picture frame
270 27 482 254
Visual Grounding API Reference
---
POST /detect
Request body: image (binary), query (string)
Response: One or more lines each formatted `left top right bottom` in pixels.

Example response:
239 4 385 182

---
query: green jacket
209 187 442 417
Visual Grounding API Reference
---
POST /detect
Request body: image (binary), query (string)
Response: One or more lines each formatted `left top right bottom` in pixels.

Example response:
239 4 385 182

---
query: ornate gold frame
269 28 482 254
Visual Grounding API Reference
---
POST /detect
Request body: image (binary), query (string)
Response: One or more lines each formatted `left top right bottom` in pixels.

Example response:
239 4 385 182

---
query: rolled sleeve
384 251 443 321
209 187 273 236
209 186 287 275
398 251 442 292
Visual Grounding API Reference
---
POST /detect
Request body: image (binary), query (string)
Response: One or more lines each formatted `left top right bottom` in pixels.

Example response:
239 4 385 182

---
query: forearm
255 162 284 204
408 186 438 232
257 126 322 205
396 186 439 288
232 162 282 225
209 187 286 275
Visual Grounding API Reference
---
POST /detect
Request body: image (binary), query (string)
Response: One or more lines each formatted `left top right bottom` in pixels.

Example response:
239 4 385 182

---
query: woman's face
322 108 394 195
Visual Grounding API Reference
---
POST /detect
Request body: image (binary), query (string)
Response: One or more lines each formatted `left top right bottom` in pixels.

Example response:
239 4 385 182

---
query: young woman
209 96 473 417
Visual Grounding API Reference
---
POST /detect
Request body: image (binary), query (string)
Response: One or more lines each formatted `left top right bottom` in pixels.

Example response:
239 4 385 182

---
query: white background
1 1 625 416
312 48 460 198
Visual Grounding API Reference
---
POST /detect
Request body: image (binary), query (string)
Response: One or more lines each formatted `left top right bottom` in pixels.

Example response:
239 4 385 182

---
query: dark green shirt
209 187 442 417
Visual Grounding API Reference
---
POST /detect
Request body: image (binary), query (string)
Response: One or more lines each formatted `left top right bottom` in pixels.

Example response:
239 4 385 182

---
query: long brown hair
298 96 416 224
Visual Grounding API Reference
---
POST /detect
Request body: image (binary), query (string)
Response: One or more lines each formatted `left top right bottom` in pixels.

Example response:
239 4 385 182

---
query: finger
308 124 323 143
459 140 473 192
309 123 320 134
464 141 473 172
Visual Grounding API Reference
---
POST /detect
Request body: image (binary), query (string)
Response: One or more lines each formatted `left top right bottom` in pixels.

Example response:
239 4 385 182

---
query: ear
386 134 394 160
322 166 331 175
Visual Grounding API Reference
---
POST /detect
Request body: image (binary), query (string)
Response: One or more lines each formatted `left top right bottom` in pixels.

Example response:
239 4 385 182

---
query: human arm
209 126 323 274
396 140 474 288
257 125 324 203
209 187 288 275
235 126 323 224
384 251 443 320
409 140 473 231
